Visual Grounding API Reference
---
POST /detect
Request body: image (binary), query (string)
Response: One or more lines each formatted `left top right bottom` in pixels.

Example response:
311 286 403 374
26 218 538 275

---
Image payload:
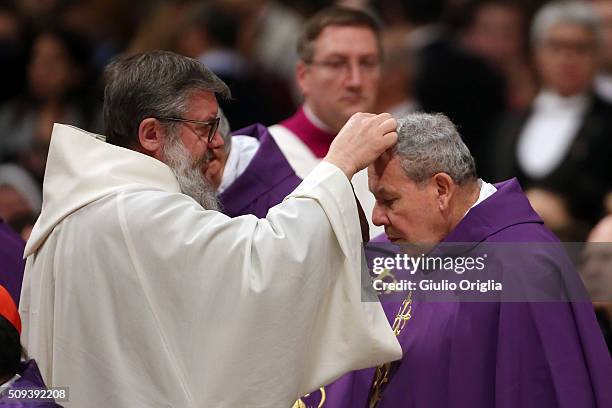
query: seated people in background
399 0 506 166
174 1 294 128
0 27 98 175
0 285 62 407
490 0 612 231
461 0 537 110
300 112 612 408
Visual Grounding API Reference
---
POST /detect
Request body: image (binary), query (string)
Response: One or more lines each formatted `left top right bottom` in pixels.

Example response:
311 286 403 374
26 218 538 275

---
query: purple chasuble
0 360 63 407
217 123 302 218
0 219 25 305
301 178 612 408
280 106 336 158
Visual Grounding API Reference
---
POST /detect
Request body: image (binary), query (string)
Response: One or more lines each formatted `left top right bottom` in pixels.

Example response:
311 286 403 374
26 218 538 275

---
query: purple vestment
301 178 612 408
217 123 302 218
0 220 25 305
0 360 63 407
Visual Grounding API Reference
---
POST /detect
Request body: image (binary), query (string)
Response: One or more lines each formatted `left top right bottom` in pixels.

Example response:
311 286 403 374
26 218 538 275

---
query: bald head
588 215 612 242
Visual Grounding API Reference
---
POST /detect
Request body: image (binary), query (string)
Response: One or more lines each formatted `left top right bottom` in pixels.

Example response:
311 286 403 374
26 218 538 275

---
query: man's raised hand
324 113 398 178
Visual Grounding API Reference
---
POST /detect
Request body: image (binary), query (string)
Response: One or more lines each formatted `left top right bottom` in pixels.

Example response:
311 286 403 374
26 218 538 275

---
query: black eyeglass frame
156 116 221 143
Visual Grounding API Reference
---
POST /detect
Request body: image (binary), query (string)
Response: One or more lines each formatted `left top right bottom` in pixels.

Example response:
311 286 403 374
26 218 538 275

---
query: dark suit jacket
487 93 612 225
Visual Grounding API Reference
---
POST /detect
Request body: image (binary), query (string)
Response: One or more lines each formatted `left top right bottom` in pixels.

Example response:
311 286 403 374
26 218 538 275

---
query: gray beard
162 137 219 211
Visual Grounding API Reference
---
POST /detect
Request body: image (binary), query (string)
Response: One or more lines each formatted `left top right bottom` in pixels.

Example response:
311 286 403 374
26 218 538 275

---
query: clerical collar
280 105 336 158
303 104 334 133
470 179 497 209
517 91 590 179
464 179 497 217
533 90 589 112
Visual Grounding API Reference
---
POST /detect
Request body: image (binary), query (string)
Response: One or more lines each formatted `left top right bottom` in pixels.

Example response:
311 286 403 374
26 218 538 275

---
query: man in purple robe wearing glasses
298 112 612 408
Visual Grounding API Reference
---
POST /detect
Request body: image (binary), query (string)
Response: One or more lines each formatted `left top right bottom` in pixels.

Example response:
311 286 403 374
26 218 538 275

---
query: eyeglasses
156 116 221 143
306 58 381 76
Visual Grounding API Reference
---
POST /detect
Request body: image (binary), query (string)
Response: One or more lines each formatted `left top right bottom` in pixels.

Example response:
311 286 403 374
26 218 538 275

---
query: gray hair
394 113 477 185
531 1 603 47
103 50 231 148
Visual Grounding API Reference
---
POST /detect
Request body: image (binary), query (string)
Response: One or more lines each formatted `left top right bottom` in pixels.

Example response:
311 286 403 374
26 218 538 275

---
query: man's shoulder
268 123 299 141
68 187 202 228
482 221 573 279
114 187 202 214
483 221 557 243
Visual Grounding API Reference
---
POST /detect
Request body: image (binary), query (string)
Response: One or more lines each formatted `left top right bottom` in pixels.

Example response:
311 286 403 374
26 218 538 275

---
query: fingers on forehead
379 117 398 132
368 112 393 126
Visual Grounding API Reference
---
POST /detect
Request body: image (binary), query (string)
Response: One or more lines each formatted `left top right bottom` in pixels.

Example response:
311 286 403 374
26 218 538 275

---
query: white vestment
19 124 401 408
268 124 383 238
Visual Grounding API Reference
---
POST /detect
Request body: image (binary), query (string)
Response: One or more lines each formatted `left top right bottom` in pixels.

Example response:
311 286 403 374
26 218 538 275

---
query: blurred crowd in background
0 0 611 245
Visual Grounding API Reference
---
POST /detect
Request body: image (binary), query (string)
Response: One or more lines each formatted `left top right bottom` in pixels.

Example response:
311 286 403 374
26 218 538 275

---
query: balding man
302 113 612 408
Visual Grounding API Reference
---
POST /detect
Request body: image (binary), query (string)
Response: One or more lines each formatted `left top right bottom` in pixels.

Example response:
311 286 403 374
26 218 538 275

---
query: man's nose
209 131 225 149
371 203 389 227
346 62 363 88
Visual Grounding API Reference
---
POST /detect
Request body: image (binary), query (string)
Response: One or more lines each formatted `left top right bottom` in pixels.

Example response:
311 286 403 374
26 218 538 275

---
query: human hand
324 113 397 178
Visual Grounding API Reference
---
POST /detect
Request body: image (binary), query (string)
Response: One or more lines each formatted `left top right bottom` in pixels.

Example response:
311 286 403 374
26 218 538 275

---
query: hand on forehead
370 148 395 175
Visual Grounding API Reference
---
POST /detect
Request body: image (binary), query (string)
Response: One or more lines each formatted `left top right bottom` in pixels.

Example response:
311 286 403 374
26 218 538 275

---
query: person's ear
432 173 454 211
296 60 310 96
138 118 164 158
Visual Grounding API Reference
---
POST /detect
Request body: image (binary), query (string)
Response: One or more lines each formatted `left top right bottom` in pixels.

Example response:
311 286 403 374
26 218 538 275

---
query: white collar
533 90 589 112
217 135 260 194
465 179 497 217
303 103 334 133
